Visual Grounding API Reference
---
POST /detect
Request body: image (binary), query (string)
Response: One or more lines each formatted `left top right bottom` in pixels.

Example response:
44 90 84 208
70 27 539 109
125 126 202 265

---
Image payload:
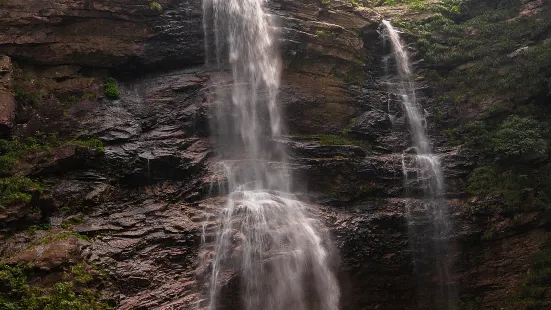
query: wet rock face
1 0 550 309
0 0 204 68
0 55 15 131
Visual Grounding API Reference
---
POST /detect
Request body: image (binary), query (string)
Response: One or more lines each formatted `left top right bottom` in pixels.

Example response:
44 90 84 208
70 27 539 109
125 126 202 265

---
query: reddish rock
0 0 204 68
0 55 15 131
7 235 87 270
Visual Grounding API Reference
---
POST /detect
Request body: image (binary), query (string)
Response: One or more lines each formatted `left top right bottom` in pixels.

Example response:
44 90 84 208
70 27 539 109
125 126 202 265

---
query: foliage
0 135 102 210
60 216 84 229
149 1 162 12
463 116 548 164
103 78 119 100
491 116 547 163
467 165 551 209
14 87 41 106
398 0 551 107
29 231 90 248
511 248 551 308
0 136 104 176
27 223 52 234
72 138 105 153
314 30 338 37
0 177 43 209
0 263 112 310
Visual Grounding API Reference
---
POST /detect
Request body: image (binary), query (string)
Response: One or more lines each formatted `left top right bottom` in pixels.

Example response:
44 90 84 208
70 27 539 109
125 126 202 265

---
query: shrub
0 177 43 208
512 248 551 307
467 165 551 209
466 166 497 196
73 138 105 153
0 263 112 310
0 136 104 176
491 116 547 163
103 77 119 100
149 1 162 12
14 87 41 106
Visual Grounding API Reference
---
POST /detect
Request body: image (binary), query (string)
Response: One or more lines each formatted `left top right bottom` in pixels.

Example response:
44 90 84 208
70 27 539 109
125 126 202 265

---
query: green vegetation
0 135 103 209
390 0 551 210
511 247 551 308
397 0 551 105
14 87 41 106
29 231 90 248
0 136 49 174
490 116 547 163
467 166 551 209
72 138 105 153
149 1 162 12
463 116 551 209
0 177 43 209
103 77 119 100
60 216 84 229
27 223 53 234
0 136 104 175
464 116 548 164
0 263 112 310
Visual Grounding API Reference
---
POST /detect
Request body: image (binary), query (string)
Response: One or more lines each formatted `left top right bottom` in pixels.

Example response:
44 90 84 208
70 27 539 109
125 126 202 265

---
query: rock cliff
0 0 550 309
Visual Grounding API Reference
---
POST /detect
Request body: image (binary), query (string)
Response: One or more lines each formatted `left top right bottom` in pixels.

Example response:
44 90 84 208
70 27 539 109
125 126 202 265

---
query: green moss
0 136 104 176
27 224 52 234
314 29 338 37
72 138 105 153
14 87 41 106
69 262 93 284
103 77 119 100
29 231 90 248
0 137 44 174
60 217 84 229
0 262 112 310
149 1 162 12
0 177 43 209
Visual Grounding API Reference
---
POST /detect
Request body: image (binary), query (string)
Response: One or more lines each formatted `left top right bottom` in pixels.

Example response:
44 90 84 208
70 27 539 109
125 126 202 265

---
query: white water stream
200 1 339 309
382 20 457 309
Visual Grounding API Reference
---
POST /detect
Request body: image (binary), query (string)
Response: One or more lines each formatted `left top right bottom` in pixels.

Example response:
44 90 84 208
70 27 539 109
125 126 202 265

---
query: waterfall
199 1 340 310
382 20 458 309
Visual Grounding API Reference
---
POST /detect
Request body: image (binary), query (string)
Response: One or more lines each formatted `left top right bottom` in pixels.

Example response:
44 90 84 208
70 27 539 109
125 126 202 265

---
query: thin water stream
382 20 458 309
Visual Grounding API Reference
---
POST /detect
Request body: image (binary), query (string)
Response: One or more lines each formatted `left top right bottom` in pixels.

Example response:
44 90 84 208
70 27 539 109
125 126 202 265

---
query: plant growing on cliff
0 136 105 175
0 177 43 209
0 262 112 310
467 164 551 209
511 247 551 307
149 1 162 12
491 116 547 163
103 77 119 100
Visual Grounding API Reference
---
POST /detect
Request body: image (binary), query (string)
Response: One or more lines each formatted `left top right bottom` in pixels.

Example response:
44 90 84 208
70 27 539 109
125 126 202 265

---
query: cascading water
381 20 458 309
199 1 339 309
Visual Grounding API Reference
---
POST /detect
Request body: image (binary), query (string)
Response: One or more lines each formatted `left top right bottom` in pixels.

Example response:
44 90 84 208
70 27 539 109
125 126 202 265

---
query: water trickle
382 20 458 309
200 1 339 309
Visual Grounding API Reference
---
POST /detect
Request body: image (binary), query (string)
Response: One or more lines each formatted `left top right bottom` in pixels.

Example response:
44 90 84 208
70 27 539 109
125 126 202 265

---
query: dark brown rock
0 0 204 68
7 234 88 270
0 55 15 131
